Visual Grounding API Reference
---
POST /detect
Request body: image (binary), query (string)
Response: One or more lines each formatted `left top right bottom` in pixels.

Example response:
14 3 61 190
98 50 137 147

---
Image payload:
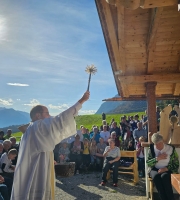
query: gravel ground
55 172 147 200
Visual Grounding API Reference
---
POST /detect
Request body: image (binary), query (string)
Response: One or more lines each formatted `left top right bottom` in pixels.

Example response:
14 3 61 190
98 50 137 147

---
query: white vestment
11 102 81 200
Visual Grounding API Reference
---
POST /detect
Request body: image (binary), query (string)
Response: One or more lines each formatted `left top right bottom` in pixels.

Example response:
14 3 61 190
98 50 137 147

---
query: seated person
90 140 97 168
59 142 70 163
0 132 4 144
69 134 84 175
9 137 19 165
96 138 107 170
0 145 3 158
0 175 9 200
0 149 17 179
2 140 11 154
82 139 91 171
90 127 100 144
147 133 179 200
100 139 121 187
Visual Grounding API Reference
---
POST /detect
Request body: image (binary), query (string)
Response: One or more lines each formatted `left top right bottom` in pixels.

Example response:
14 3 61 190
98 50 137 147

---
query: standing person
3 130 12 140
81 127 89 140
136 136 146 177
120 116 130 139
156 106 161 131
102 112 106 120
133 122 147 145
11 91 90 200
0 132 5 144
100 125 110 143
110 122 121 137
142 110 148 133
90 127 100 144
100 120 109 131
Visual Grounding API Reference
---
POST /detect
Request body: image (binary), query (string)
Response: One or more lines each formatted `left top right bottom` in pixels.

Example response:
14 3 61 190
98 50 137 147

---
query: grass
13 111 145 142
75 112 144 130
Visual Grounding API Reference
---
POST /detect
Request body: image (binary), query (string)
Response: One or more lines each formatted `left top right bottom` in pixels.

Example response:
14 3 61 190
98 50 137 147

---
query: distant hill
0 107 30 128
96 95 147 114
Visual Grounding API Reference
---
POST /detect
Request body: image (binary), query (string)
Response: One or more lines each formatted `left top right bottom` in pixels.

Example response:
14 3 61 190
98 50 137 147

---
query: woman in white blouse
100 139 120 187
147 133 179 200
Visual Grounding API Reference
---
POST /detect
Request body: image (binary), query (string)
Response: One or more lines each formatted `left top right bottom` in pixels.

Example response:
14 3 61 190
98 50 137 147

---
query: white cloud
7 83 29 86
17 99 21 101
24 99 40 107
0 98 13 106
48 104 69 110
79 110 96 115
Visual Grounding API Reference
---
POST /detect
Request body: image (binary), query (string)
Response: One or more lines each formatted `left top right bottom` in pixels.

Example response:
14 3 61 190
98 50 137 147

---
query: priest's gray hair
30 105 44 120
151 133 163 144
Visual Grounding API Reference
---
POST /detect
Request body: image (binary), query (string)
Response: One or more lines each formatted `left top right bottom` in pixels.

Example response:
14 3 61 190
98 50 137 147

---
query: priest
11 91 90 200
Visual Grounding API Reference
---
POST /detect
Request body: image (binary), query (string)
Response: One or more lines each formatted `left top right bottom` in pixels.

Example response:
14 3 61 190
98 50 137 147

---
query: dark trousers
0 184 9 200
150 168 175 200
102 157 119 184
82 154 91 167
137 157 145 171
70 154 82 171
4 177 13 199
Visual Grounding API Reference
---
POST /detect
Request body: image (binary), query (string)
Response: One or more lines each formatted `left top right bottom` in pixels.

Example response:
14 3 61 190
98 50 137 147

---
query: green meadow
13 111 145 141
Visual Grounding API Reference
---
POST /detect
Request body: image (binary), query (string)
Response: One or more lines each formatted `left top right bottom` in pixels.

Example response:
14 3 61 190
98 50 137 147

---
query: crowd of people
0 104 177 199
54 111 153 182
0 129 19 200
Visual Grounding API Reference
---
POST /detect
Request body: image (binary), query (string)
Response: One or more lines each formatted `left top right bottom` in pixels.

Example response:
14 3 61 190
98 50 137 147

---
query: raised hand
78 91 90 104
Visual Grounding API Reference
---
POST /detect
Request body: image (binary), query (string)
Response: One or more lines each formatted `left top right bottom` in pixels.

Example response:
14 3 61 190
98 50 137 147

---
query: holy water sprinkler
85 64 97 91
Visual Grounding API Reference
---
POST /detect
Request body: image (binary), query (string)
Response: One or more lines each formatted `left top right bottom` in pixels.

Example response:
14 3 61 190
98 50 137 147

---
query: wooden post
145 82 157 141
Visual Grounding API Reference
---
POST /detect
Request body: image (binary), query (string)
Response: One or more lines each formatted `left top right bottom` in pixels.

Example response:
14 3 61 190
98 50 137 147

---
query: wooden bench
171 174 180 196
148 177 154 200
107 150 139 184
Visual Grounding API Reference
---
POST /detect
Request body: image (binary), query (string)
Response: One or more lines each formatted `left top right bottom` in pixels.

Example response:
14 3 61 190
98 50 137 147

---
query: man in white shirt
11 91 90 200
100 125 110 143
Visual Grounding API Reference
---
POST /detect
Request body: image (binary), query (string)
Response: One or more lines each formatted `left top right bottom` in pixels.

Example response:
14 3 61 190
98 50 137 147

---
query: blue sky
0 0 117 115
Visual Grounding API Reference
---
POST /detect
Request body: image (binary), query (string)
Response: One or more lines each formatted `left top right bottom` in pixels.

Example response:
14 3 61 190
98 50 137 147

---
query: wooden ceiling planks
95 0 180 100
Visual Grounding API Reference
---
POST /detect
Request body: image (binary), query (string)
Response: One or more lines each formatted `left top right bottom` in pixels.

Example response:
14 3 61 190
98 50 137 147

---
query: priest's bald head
30 105 50 121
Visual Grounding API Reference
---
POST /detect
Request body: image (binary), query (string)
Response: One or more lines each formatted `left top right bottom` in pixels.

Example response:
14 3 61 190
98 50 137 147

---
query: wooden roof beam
99 1 122 72
118 73 180 84
102 95 180 101
141 0 177 9
95 0 121 95
146 7 164 74
117 2 125 75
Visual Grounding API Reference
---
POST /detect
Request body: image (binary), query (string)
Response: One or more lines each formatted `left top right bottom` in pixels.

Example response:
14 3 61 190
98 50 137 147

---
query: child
82 139 91 171
136 136 145 178
0 149 17 178
89 140 97 168
96 137 107 170
123 126 132 149
127 140 135 151
59 142 70 163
